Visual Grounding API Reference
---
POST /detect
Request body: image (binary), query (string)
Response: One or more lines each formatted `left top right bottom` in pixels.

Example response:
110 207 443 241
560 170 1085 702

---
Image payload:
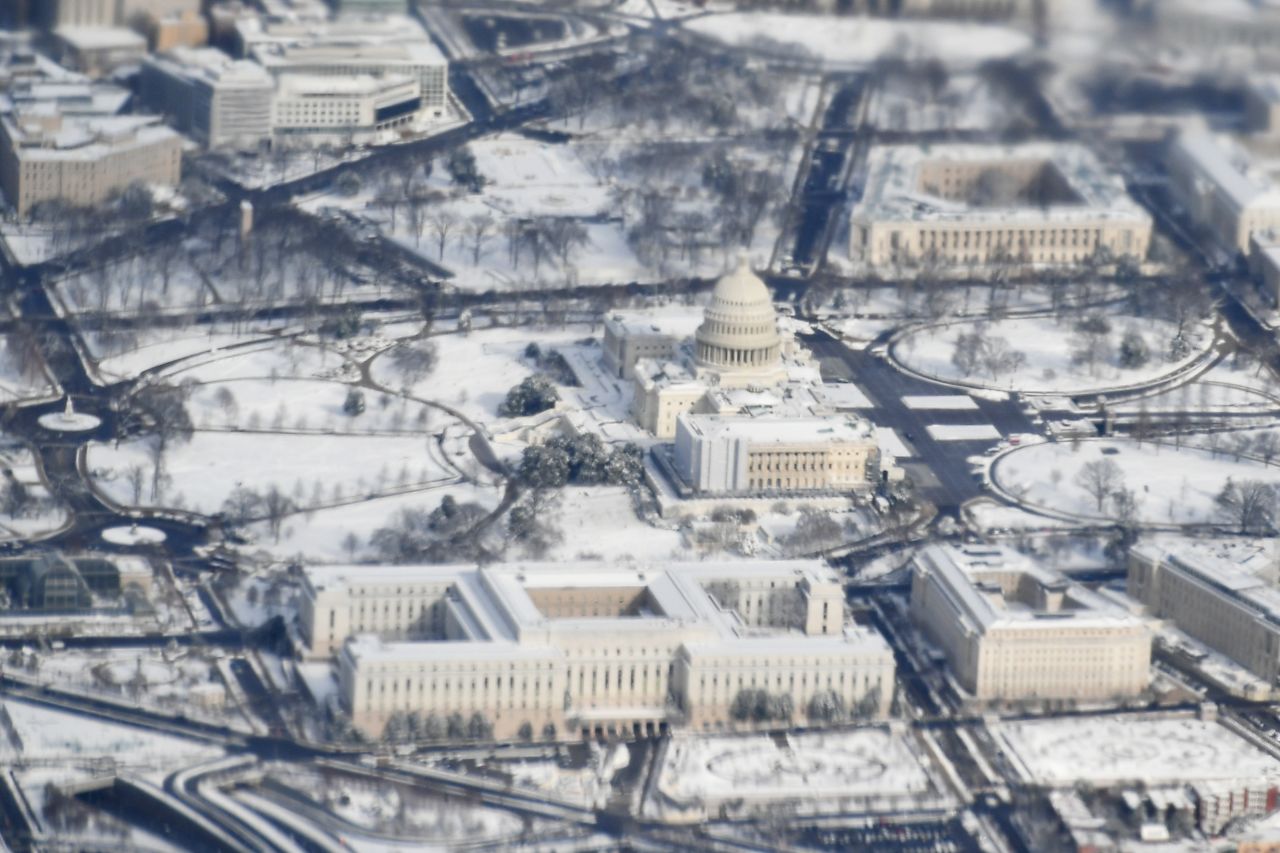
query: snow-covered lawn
683 13 1031 68
0 699 221 768
264 765 524 843
995 714 1280 787
991 438 1280 524
245 481 499 563
902 395 978 411
0 332 57 404
926 424 1000 442
545 486 685 561
652 727 937 819
893 314 1213 395
87 432 456 516
370 324 591 424
0 440 67 541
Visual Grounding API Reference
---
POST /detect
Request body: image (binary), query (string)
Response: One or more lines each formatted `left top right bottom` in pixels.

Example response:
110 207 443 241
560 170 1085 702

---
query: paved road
801 329 1038 514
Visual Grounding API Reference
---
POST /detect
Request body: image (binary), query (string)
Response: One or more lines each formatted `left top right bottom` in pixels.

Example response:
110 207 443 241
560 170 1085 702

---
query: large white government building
300 560 894 740
849 143 1152 269
1167 130 1280 256
672 412 883 497
910 544 1152 702
236 14 449 121
623 261 814 439
1129 540 1280 695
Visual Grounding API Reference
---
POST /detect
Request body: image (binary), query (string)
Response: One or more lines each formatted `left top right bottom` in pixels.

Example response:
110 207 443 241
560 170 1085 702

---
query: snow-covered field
264 765 525 843
996 714 1280 787
992 438 1280 524
547 486 685 561
683 12 1031 68
651 727 938 819
370 323 590 424
893 314 1213 394
87 432 456 516
0 699 221 768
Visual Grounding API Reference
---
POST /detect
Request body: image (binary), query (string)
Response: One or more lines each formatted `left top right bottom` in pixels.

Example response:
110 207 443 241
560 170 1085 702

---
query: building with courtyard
1129 540 1280 693
300 560 894 740
910 544 1152 702
849 142 1152 269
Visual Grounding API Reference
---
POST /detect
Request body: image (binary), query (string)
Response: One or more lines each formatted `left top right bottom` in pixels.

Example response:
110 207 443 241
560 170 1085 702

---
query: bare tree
1215 479 1277 534
427 210 455 260
464 213 495 265
1075 458 1123 512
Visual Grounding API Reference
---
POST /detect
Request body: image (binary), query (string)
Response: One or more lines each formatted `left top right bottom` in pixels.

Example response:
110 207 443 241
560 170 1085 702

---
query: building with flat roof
0 110 181 218
141 46 274 148
1168 130 1280 255
236 14 448 121
273 72 421 139
53 27 148 77
672 412 884 497
302 560 894 739
910 544 1152 702
1129 540 1280 691
849 142 1152 269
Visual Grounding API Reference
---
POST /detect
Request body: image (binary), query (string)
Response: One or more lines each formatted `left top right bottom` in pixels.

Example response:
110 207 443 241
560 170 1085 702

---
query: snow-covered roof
238 13 446 67
1133 538 1280 627
915 543 1147 633
275 72 415 97
678 412 876 446
3 113 178 163
55 27 147 51
853 142 1150 226
682 626 891 659
1170 131 1280 213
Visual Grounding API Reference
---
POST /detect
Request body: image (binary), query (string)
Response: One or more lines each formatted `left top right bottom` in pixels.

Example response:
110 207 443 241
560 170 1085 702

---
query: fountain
101 522 166 545
38 397 101 432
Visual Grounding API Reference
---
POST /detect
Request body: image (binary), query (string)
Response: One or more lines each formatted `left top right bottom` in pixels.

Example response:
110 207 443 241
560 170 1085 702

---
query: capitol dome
695 260 781 371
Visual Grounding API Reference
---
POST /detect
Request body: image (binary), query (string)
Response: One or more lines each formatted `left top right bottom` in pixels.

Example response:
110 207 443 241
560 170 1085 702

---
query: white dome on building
695 260 781 371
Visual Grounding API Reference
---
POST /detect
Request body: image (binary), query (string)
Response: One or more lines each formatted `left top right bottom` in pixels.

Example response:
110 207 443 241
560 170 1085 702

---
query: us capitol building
604 261 895 501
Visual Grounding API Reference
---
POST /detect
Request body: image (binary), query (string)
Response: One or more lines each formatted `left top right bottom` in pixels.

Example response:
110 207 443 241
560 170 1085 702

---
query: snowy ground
0 440 67 541
991 437 1280 524
892 314 1214 395
682 12 1031 68
545 486 686 562
650 727 938 820
262 764 525 843
995 714 1280 787
0 698 221 768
